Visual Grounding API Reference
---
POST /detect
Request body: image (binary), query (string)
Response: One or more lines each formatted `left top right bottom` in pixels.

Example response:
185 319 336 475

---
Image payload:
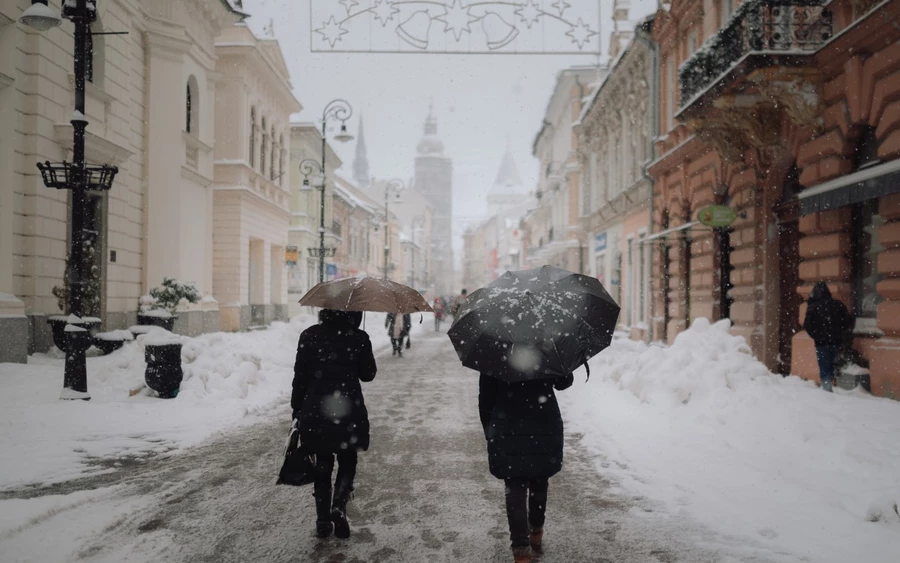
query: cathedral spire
352 116 369 188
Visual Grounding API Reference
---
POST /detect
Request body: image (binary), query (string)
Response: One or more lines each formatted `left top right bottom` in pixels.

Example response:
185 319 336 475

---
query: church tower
413 106 454 296
352 116 370 189
487 146 526 216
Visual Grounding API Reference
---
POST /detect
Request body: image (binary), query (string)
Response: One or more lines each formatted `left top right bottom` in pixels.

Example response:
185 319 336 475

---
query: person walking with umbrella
448 266 620 562
291 309 377 539
385 312 410 357
480 369 573 562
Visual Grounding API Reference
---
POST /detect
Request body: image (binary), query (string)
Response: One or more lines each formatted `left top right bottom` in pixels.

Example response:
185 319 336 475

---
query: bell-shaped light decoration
19 0 62 31
482 12 518 50
396 10 431 50
333 123 354 143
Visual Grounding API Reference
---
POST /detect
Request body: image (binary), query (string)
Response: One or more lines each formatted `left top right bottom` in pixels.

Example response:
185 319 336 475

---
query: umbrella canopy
298 276 434 314
447 266 619 382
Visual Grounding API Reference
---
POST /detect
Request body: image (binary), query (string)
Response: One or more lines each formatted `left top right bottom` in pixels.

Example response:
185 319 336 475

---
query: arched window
185 75 199 134
279 134 285 186
249 107 256 168
270 125 276 180
260 117 268 174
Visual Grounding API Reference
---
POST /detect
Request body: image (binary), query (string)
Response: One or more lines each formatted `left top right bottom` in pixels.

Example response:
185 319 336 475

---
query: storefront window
852 200 885 321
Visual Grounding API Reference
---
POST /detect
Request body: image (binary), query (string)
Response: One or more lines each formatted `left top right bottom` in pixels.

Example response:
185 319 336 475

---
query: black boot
331 479 353 539
314 484 333 538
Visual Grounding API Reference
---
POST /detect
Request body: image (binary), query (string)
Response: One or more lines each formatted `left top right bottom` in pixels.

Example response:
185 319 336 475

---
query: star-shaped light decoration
339 0 359 14
316 16 349 48
566 17 596 49
515 0 542 29
436 0 478 42
551 0 571 17
372 0 400 27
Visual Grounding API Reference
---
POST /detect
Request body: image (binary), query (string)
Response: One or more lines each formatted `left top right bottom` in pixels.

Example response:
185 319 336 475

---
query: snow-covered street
1 319 899 562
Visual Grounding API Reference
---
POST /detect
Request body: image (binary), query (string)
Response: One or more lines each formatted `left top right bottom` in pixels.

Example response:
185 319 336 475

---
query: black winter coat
804 282 852 346
385 313 411 337
479 373 574 480
291 310 377 453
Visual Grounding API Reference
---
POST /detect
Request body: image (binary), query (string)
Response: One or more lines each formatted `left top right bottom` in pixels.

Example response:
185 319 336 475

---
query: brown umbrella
298 276 434 314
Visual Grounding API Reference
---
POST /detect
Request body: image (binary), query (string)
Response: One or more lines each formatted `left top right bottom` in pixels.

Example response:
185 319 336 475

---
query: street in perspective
1 1 900 563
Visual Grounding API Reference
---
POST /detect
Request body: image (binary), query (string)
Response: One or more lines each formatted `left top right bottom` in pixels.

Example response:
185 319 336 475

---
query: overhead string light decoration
311 0 599 54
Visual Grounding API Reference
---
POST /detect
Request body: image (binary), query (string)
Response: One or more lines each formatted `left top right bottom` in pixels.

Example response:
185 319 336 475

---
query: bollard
144 342 183 398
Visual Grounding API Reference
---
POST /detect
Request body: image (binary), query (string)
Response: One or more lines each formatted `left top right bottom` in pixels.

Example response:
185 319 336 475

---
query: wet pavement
2 329 794 563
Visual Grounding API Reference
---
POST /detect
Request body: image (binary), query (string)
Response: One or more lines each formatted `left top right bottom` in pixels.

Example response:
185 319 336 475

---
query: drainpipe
635 23 659 343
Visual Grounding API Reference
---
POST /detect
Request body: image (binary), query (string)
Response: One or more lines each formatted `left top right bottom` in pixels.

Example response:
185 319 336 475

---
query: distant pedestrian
385 312 410 357
803 281 853 392
433 297 445 331
291 309 377 539
403 313 412 349
479 372 574 563
450 288 468 318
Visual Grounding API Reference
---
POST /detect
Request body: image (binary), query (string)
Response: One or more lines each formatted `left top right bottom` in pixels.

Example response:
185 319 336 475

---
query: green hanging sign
697 205 738 228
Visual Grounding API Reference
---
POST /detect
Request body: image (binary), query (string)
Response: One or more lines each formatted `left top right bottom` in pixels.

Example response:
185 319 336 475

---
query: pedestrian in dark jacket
384 313 411 357
803 281 853 392
292 309 377 539
479 372 574 563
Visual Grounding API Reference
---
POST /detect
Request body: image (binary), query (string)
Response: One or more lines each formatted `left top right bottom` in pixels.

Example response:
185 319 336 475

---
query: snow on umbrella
298 276 434 314
447 266 619 382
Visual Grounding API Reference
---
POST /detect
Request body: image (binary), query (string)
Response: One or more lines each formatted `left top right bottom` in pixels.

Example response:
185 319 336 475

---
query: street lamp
20 0 119 401
307 100 354 284
299 158 337 281
382 179 405 280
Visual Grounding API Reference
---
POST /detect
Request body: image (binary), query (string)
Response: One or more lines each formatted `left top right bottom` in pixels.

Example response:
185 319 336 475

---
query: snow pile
562 318 900 563
0 312 418 489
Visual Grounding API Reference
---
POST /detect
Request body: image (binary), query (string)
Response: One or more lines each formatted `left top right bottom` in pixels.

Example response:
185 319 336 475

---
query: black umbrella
447 266 619 382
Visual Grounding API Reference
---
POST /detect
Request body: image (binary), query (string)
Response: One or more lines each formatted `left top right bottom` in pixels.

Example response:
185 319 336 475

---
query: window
638 231 647 326
720 0 734 29
625 237 634 326
851 200 885 321
185 76 199 134
279 134 285 186
260 117 268 174
86 20 105 86
666 58 675 131
270 126 276 180
687 29 699 55
249 107 256 168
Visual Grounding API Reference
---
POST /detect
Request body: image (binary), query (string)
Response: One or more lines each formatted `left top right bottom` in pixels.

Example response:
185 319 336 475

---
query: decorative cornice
182 165 213 187
53 124 134 166
183 131 214 153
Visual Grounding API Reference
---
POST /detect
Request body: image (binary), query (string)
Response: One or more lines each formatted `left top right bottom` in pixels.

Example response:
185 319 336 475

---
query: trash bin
145 342 183 399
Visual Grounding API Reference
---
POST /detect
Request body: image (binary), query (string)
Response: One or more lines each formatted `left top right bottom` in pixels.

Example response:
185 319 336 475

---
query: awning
799 158 900 215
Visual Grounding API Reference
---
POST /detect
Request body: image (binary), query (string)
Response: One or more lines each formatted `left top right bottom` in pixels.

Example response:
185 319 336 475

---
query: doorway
775 166 802 375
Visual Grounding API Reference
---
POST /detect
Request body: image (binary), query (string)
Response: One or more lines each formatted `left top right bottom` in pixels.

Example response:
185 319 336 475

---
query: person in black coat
292 309 377 539
479 372 574 562
803 281 853 392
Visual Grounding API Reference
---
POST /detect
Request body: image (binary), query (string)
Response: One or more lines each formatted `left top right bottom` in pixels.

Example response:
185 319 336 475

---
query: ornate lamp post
19 0 119 400
299 159 337 280
312 100 354 283
382 179 405 281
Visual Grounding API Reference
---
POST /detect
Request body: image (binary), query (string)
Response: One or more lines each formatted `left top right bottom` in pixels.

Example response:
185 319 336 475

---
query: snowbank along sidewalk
561 318 900 563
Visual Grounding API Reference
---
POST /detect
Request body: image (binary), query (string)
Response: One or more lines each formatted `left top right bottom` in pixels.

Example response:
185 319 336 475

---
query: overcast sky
239 0 616 243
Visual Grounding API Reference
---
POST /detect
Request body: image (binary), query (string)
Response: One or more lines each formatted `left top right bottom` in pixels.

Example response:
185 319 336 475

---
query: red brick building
647 0 900 398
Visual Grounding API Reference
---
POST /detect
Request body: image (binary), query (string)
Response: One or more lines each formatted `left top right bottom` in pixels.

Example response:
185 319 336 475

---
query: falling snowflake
565 17 596 49
436 0 478 41
515 0 542 29
372 0 400 27
316 15 349 47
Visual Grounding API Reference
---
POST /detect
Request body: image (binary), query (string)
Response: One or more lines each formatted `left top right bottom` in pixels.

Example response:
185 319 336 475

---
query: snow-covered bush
142 277 201 316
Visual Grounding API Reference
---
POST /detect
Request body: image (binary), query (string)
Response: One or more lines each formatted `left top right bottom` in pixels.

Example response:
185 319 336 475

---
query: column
871 193 900 398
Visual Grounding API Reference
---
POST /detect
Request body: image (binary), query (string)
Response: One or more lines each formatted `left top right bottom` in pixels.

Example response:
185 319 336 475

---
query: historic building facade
0 0 248 360
212 23 300 331
527 66 599 275
577 11 657 340
648 0 899 398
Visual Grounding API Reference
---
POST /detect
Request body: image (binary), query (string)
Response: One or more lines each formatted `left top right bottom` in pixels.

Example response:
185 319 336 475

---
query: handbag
276 419 316 486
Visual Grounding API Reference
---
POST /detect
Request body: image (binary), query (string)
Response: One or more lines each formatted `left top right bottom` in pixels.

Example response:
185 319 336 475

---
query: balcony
677 0 833 160
680 1 832 108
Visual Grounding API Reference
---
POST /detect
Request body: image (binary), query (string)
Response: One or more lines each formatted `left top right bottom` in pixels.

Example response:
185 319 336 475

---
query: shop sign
285 246 299 266
594 232 607 253
697 205 737 228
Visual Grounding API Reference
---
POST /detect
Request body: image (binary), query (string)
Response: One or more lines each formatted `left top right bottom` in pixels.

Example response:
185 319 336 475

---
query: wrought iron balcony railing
679 0 833 107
